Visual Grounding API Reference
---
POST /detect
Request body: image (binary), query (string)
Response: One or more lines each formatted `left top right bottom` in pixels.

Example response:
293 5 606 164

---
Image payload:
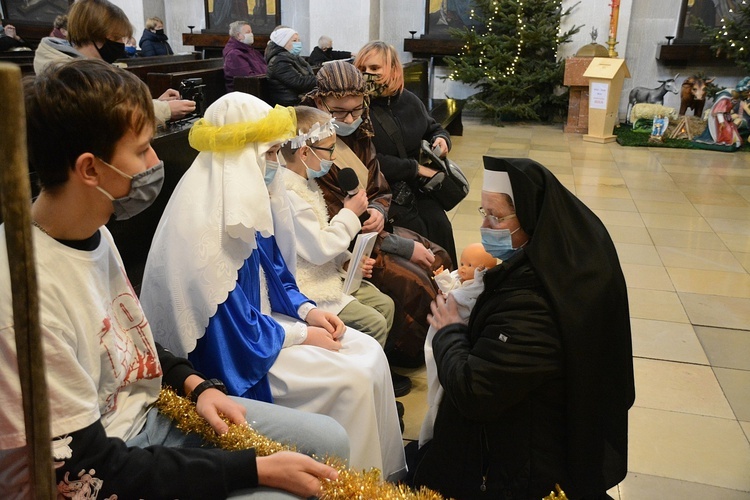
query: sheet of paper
590 82 609 110
342 232 378 295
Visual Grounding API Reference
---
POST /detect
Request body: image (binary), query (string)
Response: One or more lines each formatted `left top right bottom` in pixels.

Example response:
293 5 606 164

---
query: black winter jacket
264 41 316 106
413 251 567 500
139 29 173 57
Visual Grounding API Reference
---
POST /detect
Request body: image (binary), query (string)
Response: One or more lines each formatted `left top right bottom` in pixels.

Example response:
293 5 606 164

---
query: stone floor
396 117 750 499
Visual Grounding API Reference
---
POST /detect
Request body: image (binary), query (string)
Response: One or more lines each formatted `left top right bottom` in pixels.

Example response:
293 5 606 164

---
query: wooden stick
0 62 55 498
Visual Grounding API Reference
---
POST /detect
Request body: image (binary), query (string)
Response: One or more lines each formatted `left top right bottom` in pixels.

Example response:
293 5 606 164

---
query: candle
609 0 620 39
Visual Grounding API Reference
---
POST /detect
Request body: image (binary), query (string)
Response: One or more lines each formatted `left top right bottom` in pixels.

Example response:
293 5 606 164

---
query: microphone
338 167 369 225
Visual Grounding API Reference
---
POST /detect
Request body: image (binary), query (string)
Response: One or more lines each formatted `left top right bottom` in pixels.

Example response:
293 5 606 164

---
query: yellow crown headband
189 105 298 152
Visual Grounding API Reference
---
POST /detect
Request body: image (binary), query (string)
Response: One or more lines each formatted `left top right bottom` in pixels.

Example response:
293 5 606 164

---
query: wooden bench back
233 74 270 103
147 66 226 111
125 57 223 84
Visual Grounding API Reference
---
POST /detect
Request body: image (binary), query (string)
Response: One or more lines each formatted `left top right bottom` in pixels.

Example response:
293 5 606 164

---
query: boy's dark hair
67 0 132 47
24 59 155 190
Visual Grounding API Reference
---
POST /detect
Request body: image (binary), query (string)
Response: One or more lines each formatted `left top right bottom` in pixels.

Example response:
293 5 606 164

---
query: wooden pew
116 52 202 68
147 65 227 112
0 50 35 75
124 56 223 85
233 74 270 103
403 59 464 136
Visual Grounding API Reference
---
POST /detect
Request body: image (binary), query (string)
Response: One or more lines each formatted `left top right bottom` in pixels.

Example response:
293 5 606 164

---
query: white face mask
241 32 254 45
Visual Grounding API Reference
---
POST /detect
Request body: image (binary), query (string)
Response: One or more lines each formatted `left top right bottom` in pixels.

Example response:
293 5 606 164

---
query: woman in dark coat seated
412 157 635 500
264 27 316 106
139 17 173 57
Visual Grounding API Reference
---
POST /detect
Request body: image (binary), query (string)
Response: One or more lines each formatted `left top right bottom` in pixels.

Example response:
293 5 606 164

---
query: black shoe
391 370 412 397
396 401 405 433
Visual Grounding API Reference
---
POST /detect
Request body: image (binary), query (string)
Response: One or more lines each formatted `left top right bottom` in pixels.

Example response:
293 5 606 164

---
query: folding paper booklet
342 232 378 295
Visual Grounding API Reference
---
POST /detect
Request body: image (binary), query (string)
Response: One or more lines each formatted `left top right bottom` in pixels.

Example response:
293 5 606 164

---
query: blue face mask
96 159 165 220
125 45 137 56
290 41 303 56
263 150 286 185
334 117 363 137
480 227 520 261
304 148 333 179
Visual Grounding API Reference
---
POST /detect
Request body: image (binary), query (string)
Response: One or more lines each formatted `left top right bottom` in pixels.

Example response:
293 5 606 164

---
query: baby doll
419 243 497 445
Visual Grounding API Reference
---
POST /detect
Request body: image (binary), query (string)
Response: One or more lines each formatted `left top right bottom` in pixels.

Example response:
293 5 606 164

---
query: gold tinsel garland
155 388 446 499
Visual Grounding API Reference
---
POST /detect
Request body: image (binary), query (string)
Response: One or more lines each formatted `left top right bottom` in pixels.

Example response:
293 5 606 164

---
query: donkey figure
625 74 680 124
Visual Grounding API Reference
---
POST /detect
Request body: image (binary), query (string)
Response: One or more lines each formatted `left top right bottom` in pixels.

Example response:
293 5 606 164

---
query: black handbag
417 140 470 211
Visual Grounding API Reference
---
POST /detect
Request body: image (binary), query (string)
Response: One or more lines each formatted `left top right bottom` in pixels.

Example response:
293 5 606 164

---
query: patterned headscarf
301 60 373 136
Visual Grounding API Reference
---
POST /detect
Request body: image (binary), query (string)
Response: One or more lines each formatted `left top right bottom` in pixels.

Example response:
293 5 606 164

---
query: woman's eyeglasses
478 207 516 226
322 99 367 121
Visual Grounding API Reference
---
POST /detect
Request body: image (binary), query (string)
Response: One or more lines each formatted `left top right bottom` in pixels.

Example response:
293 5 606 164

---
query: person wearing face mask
264 26 316 106
354 41 457 267
300 60 452 377
411 156 635 500
278 105 396 351
139 17 173 57
34 0 195 123
223 20 267 92
1 58 350 500
141 92 407 480
308 35 352 67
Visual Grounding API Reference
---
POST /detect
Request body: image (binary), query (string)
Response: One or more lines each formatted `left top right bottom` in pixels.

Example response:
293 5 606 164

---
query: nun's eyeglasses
478 207 516 226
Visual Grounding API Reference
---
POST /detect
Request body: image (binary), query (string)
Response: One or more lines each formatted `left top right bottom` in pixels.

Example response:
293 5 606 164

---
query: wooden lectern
582 58 630 143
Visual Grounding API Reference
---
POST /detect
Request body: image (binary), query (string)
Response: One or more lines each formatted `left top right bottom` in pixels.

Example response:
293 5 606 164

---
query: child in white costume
420 243 497 446
278 106 394 347
141 93 406 480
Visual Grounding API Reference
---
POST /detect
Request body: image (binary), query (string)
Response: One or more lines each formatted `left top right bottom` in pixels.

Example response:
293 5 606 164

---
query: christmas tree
697 0 750 71
445 0 580 124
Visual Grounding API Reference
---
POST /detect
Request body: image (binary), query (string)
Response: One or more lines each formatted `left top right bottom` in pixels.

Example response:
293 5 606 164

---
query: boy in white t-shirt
0 59 347 499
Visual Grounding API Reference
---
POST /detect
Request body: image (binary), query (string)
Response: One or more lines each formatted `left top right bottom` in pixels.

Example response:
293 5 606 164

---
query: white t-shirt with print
0 225 162 451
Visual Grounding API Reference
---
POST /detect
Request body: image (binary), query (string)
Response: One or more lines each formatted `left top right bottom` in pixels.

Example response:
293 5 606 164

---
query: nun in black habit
412 157 635 499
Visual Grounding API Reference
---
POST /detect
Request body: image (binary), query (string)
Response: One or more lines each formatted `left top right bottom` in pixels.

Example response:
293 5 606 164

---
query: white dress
420 267 487 446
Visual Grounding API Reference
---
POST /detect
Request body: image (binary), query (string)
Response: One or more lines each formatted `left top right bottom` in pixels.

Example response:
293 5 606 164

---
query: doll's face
457 243 497 282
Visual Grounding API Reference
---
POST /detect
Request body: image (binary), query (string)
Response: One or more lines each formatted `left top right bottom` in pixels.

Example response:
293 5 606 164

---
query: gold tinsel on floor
155 388 446 499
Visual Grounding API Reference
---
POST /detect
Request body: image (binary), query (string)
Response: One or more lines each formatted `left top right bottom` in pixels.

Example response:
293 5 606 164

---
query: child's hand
303 327 342 351
343 189 368 216
410 242 435 269
361 257 375 278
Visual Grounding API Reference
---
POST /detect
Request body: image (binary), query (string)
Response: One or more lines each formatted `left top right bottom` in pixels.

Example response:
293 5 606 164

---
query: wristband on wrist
188 378 227 404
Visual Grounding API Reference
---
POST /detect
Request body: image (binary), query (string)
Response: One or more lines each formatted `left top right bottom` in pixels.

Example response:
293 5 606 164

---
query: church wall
115 0 747 121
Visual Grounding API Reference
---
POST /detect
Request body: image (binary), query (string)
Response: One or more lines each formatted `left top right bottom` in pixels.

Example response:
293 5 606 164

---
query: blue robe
188 234 313 402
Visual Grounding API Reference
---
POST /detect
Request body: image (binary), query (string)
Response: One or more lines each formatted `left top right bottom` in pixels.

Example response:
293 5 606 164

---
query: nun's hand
428 293 463 331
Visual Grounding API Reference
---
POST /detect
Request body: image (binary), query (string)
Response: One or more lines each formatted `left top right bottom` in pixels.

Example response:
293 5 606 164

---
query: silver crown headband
285 119 336 149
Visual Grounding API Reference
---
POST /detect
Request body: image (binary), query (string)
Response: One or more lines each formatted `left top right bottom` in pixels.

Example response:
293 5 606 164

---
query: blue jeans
126 396 350 498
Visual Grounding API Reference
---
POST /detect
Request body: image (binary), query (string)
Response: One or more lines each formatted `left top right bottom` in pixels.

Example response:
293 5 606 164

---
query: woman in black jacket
413 157 635 499
264 27 316 106
139 17 173 57
354 41 456 265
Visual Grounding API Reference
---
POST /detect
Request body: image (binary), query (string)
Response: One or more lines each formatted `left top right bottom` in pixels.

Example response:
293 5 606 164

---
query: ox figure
679 75 715 117
626 74 680 124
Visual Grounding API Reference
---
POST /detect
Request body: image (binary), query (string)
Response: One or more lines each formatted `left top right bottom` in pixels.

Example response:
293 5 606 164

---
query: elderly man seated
223 20 267 92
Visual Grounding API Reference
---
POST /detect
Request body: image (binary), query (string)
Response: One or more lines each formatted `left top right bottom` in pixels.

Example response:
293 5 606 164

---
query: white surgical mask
241 33 254 45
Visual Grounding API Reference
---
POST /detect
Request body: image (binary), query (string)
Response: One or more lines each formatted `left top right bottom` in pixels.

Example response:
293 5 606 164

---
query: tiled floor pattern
396 118 750 499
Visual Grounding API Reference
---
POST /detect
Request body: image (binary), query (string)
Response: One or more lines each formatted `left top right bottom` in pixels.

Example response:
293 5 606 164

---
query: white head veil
140 92 297 357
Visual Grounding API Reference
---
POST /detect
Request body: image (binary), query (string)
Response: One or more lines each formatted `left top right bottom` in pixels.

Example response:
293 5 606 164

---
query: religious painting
424 0 481 37
0 0 70 25
677 0 739 41
204 0 280 35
